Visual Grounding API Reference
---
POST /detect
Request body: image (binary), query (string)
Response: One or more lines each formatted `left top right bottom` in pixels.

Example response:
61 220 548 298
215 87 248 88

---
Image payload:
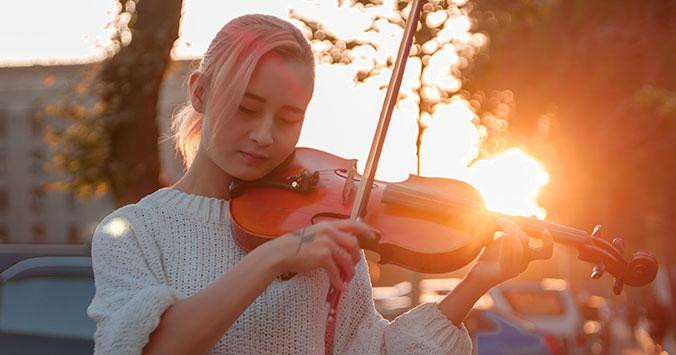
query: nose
248 113 274 146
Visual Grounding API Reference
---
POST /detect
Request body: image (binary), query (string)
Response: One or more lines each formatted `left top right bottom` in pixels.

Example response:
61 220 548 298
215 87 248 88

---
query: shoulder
91 189 171 257
94 203 149 240
94 188 171 237
90 205 147 259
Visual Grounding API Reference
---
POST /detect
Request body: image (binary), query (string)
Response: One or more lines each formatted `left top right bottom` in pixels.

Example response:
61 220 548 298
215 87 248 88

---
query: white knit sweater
87 187 472 354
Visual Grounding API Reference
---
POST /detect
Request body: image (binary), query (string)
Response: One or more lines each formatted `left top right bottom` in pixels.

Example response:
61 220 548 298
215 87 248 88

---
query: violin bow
324 0 425 353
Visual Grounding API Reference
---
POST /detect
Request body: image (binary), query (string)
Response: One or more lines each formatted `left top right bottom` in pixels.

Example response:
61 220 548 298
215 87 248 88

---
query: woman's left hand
467 218 554 290
438 218 554 325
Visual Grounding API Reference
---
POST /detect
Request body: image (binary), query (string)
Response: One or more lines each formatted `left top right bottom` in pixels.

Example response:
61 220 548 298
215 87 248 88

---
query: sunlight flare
466 149 549 219
101 217 130 238
420 100 549 219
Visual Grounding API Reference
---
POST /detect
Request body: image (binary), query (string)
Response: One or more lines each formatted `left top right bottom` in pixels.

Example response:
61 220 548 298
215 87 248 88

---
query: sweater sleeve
86 208 185 355
335 253 472 355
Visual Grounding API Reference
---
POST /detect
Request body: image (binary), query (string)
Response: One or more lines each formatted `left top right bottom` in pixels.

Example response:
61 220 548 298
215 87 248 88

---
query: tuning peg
612 237 625 254
591 262 605 279
613 278 624 295
590 224 602 239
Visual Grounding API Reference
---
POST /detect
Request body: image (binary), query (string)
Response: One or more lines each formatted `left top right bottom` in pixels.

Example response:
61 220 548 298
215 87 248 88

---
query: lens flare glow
466 149 549 219
101 217 130 238
421 99 549 219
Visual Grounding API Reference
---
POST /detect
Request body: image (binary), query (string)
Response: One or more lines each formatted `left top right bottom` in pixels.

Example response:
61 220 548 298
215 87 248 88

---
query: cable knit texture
87 187 472 354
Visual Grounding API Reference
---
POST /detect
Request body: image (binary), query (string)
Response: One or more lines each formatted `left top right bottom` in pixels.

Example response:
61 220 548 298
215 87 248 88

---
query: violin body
231 147 495 273
230 148 658 290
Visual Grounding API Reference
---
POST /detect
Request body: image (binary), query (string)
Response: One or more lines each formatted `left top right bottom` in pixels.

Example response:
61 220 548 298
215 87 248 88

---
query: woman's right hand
264 220 377 291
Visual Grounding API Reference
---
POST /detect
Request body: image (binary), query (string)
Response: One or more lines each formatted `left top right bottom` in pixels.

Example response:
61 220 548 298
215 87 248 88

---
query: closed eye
278 115 303 125
238 106 257 114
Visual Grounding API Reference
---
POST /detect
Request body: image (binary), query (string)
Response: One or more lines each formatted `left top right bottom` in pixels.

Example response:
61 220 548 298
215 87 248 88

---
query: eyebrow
244 92 306 114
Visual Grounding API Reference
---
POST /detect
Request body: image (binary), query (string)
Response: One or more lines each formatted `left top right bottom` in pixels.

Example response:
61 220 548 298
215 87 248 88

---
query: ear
189 72 206 114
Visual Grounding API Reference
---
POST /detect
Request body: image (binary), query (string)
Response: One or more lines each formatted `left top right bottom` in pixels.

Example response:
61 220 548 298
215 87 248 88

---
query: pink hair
171 14 315 168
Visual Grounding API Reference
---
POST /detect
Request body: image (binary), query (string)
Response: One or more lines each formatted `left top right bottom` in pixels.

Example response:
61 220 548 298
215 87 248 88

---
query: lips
239 151 270 165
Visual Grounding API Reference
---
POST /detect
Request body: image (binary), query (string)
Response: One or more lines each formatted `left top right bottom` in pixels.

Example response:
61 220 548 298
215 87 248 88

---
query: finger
496 218 529 247
496 232 512 274
321 256 345 291
497 218 529 271
510 233 526 274
511 232 528 273
328 229 360 263
331 219 379 241
530 228 554 260
332 245 356 282
320 236 355 282
500 231 524 275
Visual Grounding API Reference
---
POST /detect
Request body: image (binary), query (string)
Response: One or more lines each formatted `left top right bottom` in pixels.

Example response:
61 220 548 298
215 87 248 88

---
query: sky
0 1 287 65
0 0 549 218
0 0 361 66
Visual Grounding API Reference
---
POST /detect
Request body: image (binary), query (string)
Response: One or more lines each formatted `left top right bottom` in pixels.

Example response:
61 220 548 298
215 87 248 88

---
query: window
66 192 77 211
0 187 7 212
30 186 45 212
32 223 45 243
0 224 7 243
0 147 7 176
31 148 45 175
0 276 96 340
68 225 80 244
0 111 6 138
31 113 43 138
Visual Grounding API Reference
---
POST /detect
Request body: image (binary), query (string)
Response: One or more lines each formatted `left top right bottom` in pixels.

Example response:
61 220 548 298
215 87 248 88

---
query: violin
229 147 658 295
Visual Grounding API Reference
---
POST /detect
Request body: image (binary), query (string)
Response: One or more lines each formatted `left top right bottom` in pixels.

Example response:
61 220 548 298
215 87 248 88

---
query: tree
46 0 183 207
290 0 506 175
465 0 676 257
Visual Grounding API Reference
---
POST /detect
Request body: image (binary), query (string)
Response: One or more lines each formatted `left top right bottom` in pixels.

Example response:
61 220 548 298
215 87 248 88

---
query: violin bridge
342 166 357 204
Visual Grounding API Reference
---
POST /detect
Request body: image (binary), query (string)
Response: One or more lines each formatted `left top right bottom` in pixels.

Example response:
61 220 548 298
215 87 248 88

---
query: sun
465 148 549 219
420 99 549 219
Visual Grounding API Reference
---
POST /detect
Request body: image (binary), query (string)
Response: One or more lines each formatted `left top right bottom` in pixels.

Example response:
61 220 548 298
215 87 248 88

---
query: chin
230 165 274 182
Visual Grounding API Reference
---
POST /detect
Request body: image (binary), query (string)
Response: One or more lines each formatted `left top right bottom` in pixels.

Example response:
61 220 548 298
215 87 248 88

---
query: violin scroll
577 230 658 294
623 250 658 287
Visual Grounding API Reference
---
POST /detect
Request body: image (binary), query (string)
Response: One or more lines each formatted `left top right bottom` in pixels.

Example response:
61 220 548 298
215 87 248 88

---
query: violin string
308 169 588 242
386 185 588 243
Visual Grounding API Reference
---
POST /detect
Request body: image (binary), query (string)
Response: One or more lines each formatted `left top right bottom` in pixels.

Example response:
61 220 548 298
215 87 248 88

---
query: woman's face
205 54 314 181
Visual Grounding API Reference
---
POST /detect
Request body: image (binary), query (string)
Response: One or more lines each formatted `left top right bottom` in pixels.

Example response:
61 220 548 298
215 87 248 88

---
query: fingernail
370 229 382 240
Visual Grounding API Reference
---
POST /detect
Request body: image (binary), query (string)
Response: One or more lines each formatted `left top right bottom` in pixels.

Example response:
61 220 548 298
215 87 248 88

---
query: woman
87 14 553 354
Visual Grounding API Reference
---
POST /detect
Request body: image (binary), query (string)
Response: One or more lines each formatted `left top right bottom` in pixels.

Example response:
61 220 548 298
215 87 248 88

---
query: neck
172 147 233 200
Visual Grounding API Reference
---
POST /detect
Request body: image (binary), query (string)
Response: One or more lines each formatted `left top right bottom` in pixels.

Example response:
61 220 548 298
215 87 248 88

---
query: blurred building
0 60 193 244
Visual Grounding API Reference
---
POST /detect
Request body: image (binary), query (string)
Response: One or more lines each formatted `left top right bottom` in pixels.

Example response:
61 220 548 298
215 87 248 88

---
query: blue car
466 309 562 355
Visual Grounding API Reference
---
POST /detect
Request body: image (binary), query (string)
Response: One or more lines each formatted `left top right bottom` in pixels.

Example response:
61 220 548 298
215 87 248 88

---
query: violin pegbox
580 224 658 294
586 224 623 293
587 224 608 280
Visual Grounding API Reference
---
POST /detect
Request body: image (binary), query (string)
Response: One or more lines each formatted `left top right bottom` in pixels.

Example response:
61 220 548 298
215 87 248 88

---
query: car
0 253 95 355
0 243 91 272
376 277 563 354
372 281 413 320
577 295 612 354
488 279 586 354
466 309 563 355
